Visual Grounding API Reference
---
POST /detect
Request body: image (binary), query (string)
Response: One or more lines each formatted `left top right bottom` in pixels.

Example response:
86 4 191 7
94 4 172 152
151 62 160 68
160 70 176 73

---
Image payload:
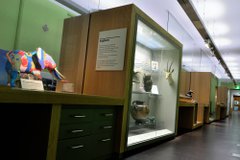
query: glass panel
127 20 180 146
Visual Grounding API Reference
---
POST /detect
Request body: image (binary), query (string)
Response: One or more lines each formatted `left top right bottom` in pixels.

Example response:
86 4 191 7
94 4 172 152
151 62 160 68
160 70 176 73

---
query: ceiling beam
178 0 237 86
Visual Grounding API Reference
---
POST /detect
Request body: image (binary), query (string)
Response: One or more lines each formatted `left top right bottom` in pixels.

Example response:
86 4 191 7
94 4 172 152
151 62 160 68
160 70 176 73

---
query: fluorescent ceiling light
213 38 232 46
206 22 230 36
223 56 237 62
71 0 132 11
233 72 240 75
49 0 81 16
228 66 240 71
191 0 225 20
226 62 239 67
71 0 98 12
233 74 240 79
234 77 240 79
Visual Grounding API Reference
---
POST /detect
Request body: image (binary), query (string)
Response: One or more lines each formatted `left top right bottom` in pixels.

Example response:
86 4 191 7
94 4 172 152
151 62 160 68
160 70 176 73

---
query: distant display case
127 19 182 148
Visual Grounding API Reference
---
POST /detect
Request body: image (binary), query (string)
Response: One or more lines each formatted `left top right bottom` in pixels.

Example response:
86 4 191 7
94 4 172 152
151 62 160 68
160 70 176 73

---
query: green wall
220 81 239 89
0 0 76 63
0 0 20 50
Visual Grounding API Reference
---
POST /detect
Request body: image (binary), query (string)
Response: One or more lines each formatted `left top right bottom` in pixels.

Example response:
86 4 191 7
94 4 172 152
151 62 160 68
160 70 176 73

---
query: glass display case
127 19 182 148
59 4 182 153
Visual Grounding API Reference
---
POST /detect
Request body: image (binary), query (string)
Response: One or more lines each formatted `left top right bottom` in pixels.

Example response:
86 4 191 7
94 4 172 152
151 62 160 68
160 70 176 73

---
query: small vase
143 74 152 92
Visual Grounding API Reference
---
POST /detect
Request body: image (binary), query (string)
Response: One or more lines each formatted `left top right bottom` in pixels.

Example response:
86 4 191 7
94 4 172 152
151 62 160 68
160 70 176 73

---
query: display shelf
128 129 173 146
132 90 161 96
193 121 203 129
178 99 203 134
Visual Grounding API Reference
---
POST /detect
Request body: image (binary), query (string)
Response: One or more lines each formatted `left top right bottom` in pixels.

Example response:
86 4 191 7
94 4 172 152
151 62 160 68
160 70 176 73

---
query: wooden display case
179 71 218 123
59 4 182 153
178 97 203 134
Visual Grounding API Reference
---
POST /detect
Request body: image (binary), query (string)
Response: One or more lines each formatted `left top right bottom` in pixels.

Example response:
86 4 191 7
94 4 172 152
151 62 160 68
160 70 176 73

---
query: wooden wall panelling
58 15 90 93
190 72 211 123
80 5 136 153
198 72 211 123
190 72 201 123
179 70 190 95
83 5 134 98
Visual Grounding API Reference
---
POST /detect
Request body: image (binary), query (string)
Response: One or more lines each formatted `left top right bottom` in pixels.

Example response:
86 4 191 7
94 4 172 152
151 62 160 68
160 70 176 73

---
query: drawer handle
72 115 86 118
101 138 111 142
104 113 113 117
103 126 112 129
71 145 84 149
71 129 84 133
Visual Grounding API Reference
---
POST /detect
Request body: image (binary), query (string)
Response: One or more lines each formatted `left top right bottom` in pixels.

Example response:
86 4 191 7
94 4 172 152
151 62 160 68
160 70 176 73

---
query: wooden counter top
0 86 124 105
178 97 197 107
179 101 196 107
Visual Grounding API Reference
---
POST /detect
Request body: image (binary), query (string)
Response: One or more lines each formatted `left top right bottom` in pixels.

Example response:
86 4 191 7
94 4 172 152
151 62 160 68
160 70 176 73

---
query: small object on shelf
42 78 57 91
132 71 145 92
185 90 194 98
143 74 153 92
131 100 150 124
151 85 159 95
132 82 141 92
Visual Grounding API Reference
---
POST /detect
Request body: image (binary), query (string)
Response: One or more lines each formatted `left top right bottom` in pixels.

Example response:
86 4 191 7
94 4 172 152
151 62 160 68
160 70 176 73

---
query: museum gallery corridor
125 112 240 160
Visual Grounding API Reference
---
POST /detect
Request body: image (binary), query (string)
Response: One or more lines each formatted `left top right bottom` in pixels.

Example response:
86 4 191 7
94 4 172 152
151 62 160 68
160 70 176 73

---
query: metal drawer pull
103 126 112 129
71 129 84 133
71 145 84 149
73 115 86 118
101 138 111 142
104 113 113 117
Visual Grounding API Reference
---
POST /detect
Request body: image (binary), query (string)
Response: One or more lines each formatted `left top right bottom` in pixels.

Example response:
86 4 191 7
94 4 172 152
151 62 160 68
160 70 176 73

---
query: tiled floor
124 112 240 160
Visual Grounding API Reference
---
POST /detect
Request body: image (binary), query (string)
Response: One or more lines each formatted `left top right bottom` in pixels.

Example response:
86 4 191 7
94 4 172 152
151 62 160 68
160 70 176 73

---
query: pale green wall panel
15 0 74 63
0 0 20 50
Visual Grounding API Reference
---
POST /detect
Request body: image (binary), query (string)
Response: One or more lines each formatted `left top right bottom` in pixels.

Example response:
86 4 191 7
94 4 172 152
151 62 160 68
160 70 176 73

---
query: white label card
96 28 127 71
20 79 44 91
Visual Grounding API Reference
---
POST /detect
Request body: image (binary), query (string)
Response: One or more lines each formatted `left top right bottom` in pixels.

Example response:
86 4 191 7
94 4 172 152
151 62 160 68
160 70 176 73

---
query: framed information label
96 28 127 71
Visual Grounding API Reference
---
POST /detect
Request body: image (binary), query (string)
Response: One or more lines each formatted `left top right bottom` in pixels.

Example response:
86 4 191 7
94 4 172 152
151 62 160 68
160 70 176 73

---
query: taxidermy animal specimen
164 60 174 85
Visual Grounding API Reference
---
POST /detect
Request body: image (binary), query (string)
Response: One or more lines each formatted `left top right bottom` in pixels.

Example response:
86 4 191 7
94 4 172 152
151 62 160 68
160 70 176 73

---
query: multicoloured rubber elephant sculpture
6 47 65 87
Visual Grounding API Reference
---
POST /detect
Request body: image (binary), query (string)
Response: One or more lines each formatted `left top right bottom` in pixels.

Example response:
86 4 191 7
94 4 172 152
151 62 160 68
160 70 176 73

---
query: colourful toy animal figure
6 47 65 87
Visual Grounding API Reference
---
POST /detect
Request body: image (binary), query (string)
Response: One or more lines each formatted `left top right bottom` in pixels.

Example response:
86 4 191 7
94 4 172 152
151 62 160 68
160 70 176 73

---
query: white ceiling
190 0 240 82
55 0 240 83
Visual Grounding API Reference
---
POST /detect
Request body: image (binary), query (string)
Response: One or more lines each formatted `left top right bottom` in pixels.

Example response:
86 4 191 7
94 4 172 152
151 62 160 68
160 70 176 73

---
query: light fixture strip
177 0 236 86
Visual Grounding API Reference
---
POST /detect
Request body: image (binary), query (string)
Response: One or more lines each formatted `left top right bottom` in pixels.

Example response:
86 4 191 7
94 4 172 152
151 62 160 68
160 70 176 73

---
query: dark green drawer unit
57 136 92 160
60 108 93 124
93 109 115 121
59 123 92 139
57 106 116 160
92 133 114 159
